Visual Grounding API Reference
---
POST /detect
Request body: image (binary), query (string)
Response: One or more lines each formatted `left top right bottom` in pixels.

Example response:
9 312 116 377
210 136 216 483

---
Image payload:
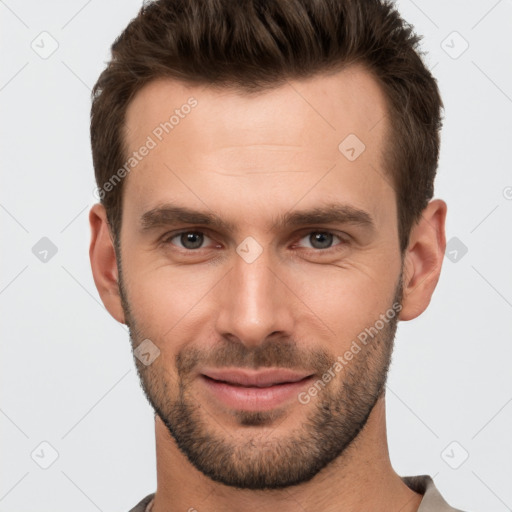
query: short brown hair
90 0 443 253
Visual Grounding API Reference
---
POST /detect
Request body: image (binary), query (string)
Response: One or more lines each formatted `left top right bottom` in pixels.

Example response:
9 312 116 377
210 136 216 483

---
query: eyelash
160 229 349 253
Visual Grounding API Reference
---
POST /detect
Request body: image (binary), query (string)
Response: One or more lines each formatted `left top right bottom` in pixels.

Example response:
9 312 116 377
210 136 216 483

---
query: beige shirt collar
402 475 465 512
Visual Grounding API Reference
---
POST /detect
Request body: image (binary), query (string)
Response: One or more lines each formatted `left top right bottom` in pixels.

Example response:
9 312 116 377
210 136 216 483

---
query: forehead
121 65 393 230
125 65 388 148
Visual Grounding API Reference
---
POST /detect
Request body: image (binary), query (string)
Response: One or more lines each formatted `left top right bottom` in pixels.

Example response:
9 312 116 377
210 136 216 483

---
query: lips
201 368 313 388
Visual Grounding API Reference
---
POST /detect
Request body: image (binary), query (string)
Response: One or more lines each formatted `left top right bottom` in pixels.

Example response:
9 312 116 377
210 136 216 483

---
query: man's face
117 66 403 489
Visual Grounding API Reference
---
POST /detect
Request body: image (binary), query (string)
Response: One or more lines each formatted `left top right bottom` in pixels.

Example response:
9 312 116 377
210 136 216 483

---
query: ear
399 199 447 321
89 203 126 324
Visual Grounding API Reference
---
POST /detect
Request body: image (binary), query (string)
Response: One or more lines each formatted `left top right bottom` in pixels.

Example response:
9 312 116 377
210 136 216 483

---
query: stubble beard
118 259 402 490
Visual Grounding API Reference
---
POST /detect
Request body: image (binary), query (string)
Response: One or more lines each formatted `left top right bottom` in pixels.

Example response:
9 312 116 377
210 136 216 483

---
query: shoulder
402 475 468 512
127 492 155 512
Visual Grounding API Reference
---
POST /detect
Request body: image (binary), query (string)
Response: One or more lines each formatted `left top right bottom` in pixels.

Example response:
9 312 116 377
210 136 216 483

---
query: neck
151 394 422 512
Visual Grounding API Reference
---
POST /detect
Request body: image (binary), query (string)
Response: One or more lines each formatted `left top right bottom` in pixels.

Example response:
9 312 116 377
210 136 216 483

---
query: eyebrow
140 202 375 233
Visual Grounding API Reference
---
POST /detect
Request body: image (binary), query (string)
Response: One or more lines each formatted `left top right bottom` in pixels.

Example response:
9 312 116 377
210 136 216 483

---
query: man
88 0 465 510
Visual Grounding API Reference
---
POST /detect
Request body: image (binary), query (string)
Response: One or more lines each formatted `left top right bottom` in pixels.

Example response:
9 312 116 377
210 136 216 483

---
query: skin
89 64 447 511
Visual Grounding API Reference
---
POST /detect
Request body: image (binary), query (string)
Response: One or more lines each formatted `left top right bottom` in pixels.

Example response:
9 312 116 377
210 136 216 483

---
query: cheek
123 258 221 342
289 263 399 347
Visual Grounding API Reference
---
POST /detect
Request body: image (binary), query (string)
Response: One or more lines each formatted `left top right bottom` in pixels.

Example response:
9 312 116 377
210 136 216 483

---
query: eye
296 231 347 250
164 231 214 250
161 230 348 253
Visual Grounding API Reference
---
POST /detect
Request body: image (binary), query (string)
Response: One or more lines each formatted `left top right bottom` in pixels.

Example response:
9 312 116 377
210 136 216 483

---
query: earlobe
89 203 126 324
399 199 447 321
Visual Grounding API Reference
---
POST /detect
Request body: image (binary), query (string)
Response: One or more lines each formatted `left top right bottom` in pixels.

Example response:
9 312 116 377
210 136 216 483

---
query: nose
214 246 295 349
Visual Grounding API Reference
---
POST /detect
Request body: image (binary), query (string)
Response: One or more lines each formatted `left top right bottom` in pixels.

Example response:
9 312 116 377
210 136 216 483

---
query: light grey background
1 1 511 510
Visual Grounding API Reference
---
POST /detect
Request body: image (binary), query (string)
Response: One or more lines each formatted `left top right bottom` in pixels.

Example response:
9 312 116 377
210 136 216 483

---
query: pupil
181 232 203 249
311 232 332 249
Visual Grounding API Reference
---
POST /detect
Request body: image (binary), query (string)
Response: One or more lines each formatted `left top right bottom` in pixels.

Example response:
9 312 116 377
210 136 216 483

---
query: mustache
175 337 333 377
